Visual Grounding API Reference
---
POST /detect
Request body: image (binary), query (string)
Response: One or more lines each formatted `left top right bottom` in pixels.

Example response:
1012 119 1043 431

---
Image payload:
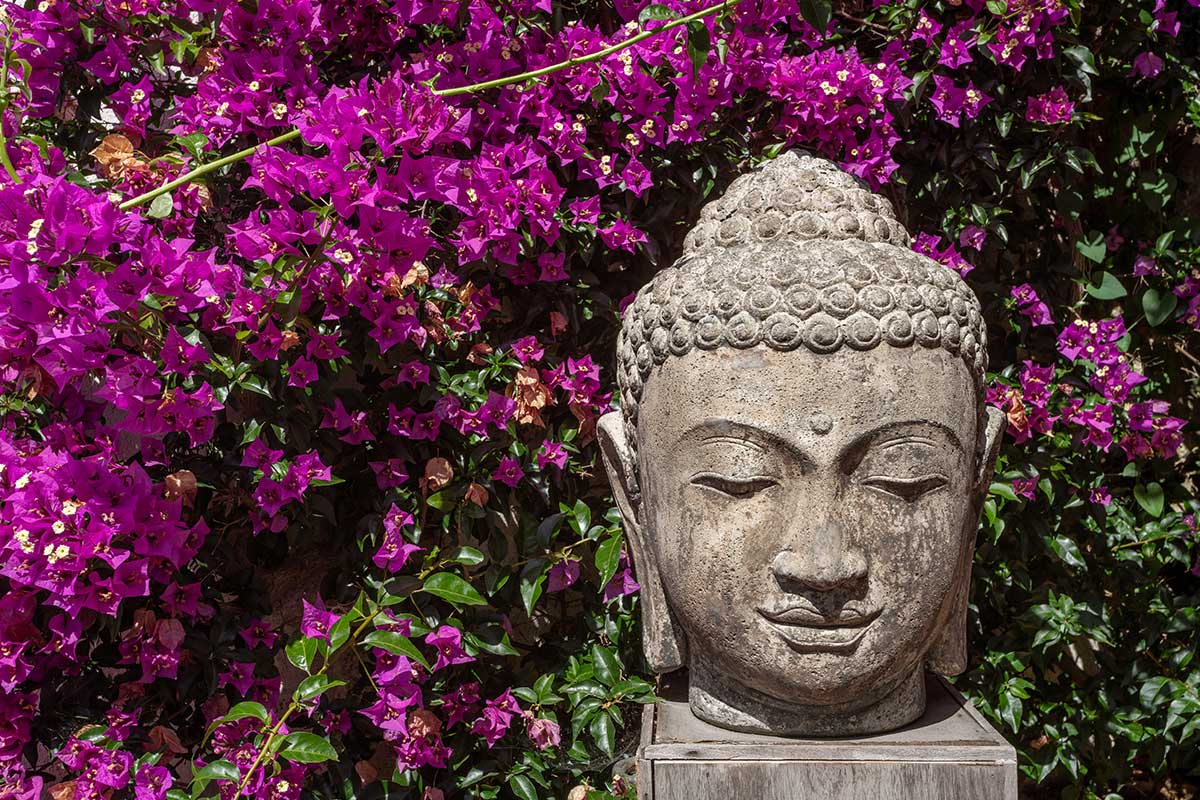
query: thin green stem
1113 533 1177 551
119 0 741 210
118 128 302 211
434 0 740 97
232 608 382 796
0 25 22 184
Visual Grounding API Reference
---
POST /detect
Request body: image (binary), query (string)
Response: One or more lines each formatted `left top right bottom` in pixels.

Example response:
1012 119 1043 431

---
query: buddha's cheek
867 498 964 652
653 494 760 640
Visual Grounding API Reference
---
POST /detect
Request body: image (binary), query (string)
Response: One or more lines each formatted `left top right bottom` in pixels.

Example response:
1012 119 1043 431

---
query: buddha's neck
687 660 926 737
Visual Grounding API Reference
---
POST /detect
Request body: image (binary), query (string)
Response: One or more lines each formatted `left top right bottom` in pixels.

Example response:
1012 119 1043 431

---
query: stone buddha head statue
597 152 1005 736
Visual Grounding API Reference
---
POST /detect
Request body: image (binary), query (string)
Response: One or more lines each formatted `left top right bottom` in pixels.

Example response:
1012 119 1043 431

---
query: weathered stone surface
597 152 1005 736
636 674 1018 800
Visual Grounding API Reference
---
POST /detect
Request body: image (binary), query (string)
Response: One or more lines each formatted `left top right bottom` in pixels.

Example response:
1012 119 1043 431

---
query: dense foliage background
0 0 1198 798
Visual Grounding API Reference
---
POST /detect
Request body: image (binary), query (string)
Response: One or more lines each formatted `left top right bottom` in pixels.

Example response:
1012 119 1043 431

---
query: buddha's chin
704 655 917 711
696 635 916 707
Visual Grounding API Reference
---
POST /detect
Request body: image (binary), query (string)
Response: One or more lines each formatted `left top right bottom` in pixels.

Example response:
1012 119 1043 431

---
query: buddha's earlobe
930 406 1007 675
975 406 1007 492
597 412 687 672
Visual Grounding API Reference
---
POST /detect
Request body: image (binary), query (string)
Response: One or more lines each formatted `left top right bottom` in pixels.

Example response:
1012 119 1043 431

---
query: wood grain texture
652 759 1014 800
637 674 1017 800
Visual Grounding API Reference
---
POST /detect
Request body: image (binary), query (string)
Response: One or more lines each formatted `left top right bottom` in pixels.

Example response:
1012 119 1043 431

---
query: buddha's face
635 344 981 707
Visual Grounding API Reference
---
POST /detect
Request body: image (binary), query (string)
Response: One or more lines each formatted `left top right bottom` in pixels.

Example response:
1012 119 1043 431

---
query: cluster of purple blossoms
768 46 911 187
913 232 974 277
1025 86 1075 124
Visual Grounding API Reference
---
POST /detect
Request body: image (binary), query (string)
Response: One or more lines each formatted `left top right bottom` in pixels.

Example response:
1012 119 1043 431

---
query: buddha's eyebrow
840 420 963 464
683 420 813 466
699 434 765 452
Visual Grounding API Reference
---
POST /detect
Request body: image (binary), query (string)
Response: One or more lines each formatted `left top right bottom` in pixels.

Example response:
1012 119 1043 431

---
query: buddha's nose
771 519 868 592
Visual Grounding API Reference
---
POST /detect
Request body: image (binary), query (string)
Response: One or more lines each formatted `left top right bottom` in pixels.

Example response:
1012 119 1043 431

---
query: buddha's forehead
637 344 978 456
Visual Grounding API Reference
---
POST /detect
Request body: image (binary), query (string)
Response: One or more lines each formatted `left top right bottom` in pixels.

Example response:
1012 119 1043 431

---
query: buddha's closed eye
860 474 949 501
691 472 778 498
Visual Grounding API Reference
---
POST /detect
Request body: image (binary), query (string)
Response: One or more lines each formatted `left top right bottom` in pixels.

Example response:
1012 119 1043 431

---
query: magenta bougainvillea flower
0 0 1194 797
1026 86 1075 124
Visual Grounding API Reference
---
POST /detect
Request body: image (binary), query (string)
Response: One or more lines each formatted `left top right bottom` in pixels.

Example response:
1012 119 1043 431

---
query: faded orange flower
422 458 454 492
89 133 137 180
1006 389 1028 434
509 366 552 427
465 482 489 506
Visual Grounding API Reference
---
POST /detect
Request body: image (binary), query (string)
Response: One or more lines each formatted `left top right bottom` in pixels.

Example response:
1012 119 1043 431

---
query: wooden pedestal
635 674 1017 800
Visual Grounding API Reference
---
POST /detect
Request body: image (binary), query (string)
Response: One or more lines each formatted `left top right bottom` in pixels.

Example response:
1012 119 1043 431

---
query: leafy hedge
0 1 1197 799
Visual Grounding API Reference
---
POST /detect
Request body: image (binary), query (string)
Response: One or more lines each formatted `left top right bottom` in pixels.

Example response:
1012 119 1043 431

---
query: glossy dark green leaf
507 774 538 800
589 711 616 756
594 533 623 589
685 21 710 74
1084 271 1127 300
360 630 430 669
797 0 832 32
296 674 345 702
447 546 486 566
1075 231 1107 263
421 572 487 606
277 732 338 764
637 3 677 23
1134 482 1164 517
591 644 621 686
1143 288 1177 327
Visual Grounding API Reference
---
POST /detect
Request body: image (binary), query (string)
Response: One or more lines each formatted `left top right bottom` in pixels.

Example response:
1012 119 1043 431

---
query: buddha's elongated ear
974 405 1007 493
596 412 687 672
929 405 1006 676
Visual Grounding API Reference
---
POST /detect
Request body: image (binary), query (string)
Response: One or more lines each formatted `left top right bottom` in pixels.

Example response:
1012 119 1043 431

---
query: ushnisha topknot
616 151 989 449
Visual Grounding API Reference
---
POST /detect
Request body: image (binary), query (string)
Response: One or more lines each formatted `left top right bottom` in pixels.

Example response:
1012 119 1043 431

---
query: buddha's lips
756 605 880 628
757 605 881 654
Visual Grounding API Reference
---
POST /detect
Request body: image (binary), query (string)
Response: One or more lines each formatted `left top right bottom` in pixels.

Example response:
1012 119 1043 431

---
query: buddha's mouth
756 604 881 654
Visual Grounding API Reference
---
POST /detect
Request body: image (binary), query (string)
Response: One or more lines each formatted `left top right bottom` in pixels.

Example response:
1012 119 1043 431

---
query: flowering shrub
0 0 1197 799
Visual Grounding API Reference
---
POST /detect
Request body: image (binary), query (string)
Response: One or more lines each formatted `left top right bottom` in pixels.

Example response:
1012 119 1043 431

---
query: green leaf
178 132 209 160
296 674 346 702
571 499 591 536
1084 271 1127 300
1143 289 1177 327
590 76 609 106
328 614 351 652
421 572 487 606
360 630 431 669
1140 676 1171 707
1134 482 1164 517
277 732 338 764
590 711 616 756
464 629 520 656
685 21 710 74
520 559 548 616
591 644 621 686
508 774 539 800
998 691 1023 732
594 533 623 589
797 0 832 32
637 3 678 23
204 701 269 742
995 111 1013 138
1046 534 1086 569
1063 45 1099 76
221 700 270 725
192 759 239 782
1075 231 1106 263
989 482 1019 503
447 546 486 566
147 192 174 219
286 637 319 672
425 490 455 511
